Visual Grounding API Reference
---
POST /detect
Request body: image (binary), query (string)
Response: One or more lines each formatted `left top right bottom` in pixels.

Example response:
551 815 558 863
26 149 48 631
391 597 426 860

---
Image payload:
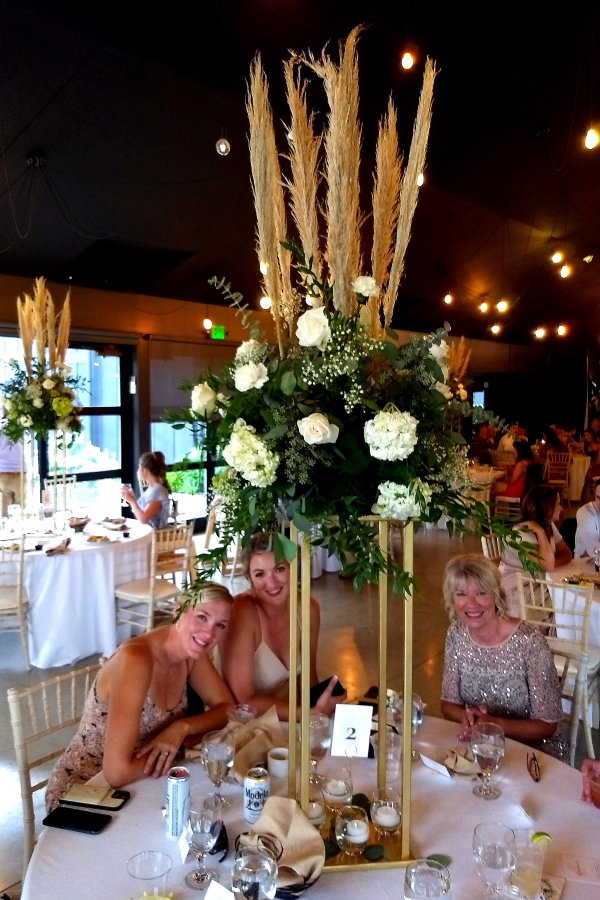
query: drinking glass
307 773 326 828
471 722 505 799
370 786 401 835
309 713 331 771
510 829 548 899
231 847 278 899
334 805 370 858
184 795 223 891
473 821 516 896
321 766 353 813
200 730 235 807
121 483 132 507
127 850 172 898
227 703 258 724
404 858 452 898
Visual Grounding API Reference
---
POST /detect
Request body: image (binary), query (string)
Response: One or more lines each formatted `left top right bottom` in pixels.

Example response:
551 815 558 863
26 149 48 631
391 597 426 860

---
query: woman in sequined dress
441 554 567 760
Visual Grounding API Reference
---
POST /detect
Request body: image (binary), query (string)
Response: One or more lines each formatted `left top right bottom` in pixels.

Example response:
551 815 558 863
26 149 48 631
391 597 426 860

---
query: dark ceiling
0 1 599 348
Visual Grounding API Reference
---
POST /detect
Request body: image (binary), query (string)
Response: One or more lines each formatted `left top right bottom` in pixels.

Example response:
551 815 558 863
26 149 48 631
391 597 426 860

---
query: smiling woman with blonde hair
441 553 566 760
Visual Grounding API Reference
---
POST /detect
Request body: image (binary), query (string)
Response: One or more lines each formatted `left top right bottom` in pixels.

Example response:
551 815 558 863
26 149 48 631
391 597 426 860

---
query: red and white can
243 766 270 823
165 765 190 840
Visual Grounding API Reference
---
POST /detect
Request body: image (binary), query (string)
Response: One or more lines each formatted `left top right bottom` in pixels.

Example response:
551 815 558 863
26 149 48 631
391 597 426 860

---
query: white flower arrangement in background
364 407 419 461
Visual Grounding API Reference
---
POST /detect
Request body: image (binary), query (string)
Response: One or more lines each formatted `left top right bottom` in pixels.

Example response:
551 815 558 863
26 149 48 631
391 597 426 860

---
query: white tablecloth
568 455 591 501
23 522 152 668
22 716 600 899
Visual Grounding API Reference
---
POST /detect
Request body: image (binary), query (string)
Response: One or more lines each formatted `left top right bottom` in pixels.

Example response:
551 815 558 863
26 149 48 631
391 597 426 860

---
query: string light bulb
401 50 415 70
490 324 502 335
259 296 272 310
202 316 213 331
496 300 509 313
479 301 489 313
559 263 572 278
259 260 269 275
215 136 231 156
556 324 568 336
550 249 564 264
534 327 546 339
585 127 599 149
443 292 453 305
417 172 425 186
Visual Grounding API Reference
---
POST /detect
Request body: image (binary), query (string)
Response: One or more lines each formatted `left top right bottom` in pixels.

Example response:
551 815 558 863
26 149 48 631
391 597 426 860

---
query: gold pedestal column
287 519 415 870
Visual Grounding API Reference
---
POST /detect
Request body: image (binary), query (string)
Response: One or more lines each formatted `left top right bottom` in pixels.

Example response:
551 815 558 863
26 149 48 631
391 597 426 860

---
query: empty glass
404 858 452 898
308 713 331 771
473 821 516 896
127 850 172 898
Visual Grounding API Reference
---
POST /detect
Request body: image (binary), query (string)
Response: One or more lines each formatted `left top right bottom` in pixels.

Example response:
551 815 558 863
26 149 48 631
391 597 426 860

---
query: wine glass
184 794 223 891
390 691 424 760
231 846 278 899
200 730 235 807
308 713 331 771
471 722 505 800
473 821 516 896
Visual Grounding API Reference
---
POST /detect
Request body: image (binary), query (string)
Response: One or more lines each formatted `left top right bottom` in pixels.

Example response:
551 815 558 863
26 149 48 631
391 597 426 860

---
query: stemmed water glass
200 730 235 807
308 713 331 772
473 821 516 896
471 722 505 800
184 794 223 891
390 691 424 760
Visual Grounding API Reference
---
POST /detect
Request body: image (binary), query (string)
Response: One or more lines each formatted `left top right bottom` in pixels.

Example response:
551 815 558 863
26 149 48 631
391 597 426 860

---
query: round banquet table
22 716 600 899
22 521 152 668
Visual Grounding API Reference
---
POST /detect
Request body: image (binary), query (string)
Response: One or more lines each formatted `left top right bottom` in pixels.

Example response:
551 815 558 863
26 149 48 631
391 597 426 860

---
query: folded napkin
444 746 479 775
185 705 287 783
238 796 325 890
45 537 71 556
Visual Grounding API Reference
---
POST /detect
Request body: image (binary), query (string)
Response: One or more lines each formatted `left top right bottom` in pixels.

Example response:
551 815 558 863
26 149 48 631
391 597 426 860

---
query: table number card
330 703 373 758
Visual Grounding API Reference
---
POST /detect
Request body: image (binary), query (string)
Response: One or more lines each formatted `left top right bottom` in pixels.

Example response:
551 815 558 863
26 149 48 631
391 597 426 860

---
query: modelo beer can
243 766 270 823
165 765 190 840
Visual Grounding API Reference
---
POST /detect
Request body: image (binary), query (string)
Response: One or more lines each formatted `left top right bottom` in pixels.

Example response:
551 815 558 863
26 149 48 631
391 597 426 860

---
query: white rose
19 415 32 427
352 275 379 297
435 381 453 400
43 378 55 390
191 382 217 416
234 361 268 392
297 413 339 445
296 307 331 350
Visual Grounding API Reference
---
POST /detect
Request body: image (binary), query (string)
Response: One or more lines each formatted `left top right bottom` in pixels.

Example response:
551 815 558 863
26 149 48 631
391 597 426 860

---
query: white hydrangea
222 418 279 487
42 378 56 390
235 339 264 363
234 361 268 392
364 408 418 461
372 479 432 521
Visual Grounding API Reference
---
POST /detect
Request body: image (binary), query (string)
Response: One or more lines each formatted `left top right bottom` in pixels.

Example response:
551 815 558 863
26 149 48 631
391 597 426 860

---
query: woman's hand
312 676 347 716
581 758 600 802
136 720 189 777
121 485 136 505
458 704 488 741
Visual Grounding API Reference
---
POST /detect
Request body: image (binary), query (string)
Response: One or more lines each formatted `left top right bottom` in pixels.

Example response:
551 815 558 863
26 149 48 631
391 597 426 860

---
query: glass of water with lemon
510 830 551 899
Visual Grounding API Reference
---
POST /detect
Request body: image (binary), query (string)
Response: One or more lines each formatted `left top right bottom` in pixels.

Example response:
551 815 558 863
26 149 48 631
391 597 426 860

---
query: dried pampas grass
16 277 71 376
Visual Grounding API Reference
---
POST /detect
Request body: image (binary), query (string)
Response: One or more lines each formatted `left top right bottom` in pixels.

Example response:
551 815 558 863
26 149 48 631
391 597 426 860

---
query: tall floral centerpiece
0 278 82 509
170 27 504 600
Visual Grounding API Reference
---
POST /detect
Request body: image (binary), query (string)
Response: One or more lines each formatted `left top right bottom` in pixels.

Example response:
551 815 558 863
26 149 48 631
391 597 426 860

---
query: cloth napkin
185 705 287 783
45 537 71 556
444 746 479 775
238 796 325 889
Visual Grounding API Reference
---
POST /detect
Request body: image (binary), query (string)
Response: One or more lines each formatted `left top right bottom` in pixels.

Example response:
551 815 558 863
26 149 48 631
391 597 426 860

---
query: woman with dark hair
220 532 345 720
493 439 534 499
121 450 171 528
441 554 565 757
498 484 572 614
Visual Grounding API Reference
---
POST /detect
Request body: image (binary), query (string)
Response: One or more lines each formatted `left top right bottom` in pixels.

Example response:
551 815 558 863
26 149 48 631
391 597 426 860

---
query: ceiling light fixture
556 324 568 336
417 172 424 186
479 301 489 313
259 260 269 275
559 263 572 278
215 126 231 156
585 127 599 149
490 324 501 335
443 292 453 305
550 249 564 264
496 299 509 313
259 295 272 310
401 50 415 70
533 327 546 339
202 316 213 331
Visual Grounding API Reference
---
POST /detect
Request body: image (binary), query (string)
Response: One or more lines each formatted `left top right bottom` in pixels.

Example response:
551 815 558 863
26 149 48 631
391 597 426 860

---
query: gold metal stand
287 518 415 870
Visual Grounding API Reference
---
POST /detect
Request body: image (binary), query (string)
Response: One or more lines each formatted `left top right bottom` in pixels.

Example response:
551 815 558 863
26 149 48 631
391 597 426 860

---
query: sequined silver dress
441 619 568 760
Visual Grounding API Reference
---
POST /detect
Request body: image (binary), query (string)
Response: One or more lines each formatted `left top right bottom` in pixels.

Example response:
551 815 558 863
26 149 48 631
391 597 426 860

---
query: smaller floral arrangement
0 278 82 444
1 358 82 443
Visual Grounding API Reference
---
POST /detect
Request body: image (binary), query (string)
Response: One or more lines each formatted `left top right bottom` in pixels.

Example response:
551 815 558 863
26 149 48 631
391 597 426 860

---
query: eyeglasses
526 751 540 782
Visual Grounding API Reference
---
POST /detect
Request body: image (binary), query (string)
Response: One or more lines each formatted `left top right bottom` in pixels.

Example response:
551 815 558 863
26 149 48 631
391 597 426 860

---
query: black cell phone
309 676 346 708
43 806 112 834
59 784 131 811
